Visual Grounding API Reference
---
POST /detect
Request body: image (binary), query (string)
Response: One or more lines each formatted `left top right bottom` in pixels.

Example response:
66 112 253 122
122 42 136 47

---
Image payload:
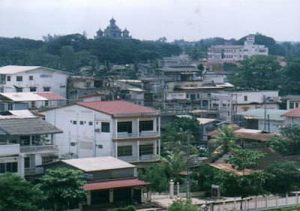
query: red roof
282 108 300 117
77 100 159 117
36 92 65 101
83 178 149 191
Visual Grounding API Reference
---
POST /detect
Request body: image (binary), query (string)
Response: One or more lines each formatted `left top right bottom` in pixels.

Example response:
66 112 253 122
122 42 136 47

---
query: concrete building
237 109 286 133
43 100 160 164
0 92 65 111
52 157 149 207
207 35 269 63
282 108 300 125
0 65 69 97
0 113 62 177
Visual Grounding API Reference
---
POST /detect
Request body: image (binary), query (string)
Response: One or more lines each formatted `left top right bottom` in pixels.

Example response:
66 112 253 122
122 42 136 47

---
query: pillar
87 191 91 206
169 179 174 199
109 189 114 203
176 182 180 196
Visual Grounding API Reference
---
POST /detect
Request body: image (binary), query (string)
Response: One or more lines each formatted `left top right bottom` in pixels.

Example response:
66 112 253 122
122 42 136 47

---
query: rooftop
0 118 62 135
238 109 286 121
0 65 68 75
282 108 300 117
83 178 148 191
62 156 134 172
78 100 159 117
0 92 65 102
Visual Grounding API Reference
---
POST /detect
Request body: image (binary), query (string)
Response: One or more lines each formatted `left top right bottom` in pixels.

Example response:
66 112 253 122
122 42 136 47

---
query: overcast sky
0 0 299 42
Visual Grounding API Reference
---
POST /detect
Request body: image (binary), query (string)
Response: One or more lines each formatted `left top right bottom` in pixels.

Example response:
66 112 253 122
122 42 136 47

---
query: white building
0 65 69 97
0 92 66 111
0 112 62 177
43 100 161 164
207 35 269 62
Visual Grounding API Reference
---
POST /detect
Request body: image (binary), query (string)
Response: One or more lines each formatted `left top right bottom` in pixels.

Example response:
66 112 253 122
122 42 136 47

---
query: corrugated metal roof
238 109 286 121
0 92 46 102
0 65 40 74
0 118 62 135
83 178 148 191
78 100 159 117
36 92 65 100
62 156 134 172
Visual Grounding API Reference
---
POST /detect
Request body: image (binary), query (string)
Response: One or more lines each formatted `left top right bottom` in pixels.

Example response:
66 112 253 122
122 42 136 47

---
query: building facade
43 100 160 164
207 35 269 62
0 66 69 97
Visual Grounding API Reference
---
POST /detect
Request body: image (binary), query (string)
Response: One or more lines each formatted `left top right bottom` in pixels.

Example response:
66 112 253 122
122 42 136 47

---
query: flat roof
238 109 286 121
197 118 217 125
83 178 148 191
62 156 135 172
0 92 65 102
0 65 68 75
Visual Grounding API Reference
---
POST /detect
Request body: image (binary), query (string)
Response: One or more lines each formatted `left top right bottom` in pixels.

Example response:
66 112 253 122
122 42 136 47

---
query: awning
83 178 149 191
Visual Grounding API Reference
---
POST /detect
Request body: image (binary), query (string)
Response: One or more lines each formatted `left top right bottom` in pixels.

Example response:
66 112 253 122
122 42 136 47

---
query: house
0 113 62 177
0 65 69 97
282 108 300 125
281 95 300 110
43 100 161 164
51 156 149 207
0 92 65 111
237 109 286 132
207 35 268 63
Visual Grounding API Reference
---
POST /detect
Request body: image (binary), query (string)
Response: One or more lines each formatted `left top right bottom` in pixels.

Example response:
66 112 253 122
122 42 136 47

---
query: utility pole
186 131 191 199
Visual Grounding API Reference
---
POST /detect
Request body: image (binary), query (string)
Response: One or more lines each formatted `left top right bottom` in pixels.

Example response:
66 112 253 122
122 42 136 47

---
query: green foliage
229 55 281 90
281 57 300 95
162 117 201 155
139 163 169 192
0 34 181 73
264 161 300 194
114 205 136 211
168 199 198 211
228 148 264 170
38 168 86 210
212 126 237 157
0 173 42 211
269 125 300 155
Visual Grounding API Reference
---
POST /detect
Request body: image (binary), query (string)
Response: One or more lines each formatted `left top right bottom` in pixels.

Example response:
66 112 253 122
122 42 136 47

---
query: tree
229 55 281 90
228 148 264 171
264 161 300 194
38 168 86 211
212 126 237 156
281 58 300 95
168 199 198 211
0 173 42 211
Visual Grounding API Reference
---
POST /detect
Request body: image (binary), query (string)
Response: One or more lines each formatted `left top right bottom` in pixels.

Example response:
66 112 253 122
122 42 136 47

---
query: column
87 191 91 206
115 142 118 158
109 189 114 203
18 154 25 178
169 179 174 199
115 119 118 139
137 118 140 137
137 140 140 161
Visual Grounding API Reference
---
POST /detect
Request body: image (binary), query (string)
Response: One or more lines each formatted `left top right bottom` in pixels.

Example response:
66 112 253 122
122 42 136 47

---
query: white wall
1 67 68 97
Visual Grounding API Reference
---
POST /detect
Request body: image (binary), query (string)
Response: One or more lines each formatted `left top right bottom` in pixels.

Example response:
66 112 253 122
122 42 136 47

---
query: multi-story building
0 113 62 177
0 65 69 97
43 100 161 164
207 35 268 63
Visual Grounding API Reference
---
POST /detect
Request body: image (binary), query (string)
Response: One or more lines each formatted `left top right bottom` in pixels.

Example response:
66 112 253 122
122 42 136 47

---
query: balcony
118 154 160 163
20 145 58 154
25 167 44 176
0 144 20 156
114 131 159 140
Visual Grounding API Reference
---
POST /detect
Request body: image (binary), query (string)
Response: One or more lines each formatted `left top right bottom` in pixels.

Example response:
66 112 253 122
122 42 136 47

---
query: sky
0 0 299 42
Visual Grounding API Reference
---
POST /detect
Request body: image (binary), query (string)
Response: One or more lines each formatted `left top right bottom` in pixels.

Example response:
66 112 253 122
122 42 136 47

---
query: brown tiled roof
36 92 65 101
282 108 300 117
83 178 149 191
78 100 159 117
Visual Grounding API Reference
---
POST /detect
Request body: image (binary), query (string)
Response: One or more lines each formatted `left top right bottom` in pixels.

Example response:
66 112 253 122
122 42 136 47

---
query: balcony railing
115 131 159 139
118 154 159 162
25 167 44 176
20 145 58 153
0 144 20 156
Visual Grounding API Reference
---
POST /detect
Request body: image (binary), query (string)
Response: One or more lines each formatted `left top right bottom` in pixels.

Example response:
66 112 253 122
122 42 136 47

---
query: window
29 87 37 92
6 76 11 81
16 76 23 81
24 157 31 168
42 156 57 165
244 96 248 101
80 121 84 125
29 75 33 80
117 145 132 156
20 136 30 145
101 122 110 132
73 121 77 125
140 144 154 155
16 87 23 92
8 104 13 110
45 101 49 107
140 120 153 131
0 162 18 173
117 121 132 133
89 121 93 126
43 87 51 92
31 101 36 108
290 102 294 109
